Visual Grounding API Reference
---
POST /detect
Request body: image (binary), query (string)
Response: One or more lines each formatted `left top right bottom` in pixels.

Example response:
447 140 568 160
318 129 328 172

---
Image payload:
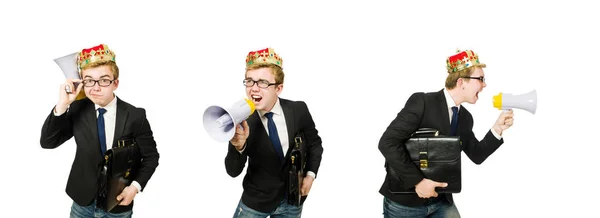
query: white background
1 0 598 217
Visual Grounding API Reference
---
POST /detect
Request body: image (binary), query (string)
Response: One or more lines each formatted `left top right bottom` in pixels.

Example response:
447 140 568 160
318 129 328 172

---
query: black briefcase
387 128 462 193
97 138 141 212
287 132 307 206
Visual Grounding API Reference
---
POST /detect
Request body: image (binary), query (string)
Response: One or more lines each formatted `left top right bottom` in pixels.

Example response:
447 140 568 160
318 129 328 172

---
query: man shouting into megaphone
225 48 324 217
378 49 514 217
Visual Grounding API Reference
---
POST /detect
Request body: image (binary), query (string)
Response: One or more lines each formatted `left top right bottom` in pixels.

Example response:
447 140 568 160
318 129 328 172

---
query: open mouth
251 95 263 103
475 90 483 99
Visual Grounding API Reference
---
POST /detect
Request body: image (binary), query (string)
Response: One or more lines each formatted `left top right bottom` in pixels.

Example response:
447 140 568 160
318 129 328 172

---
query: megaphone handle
241 122 249 131
64 81 81 94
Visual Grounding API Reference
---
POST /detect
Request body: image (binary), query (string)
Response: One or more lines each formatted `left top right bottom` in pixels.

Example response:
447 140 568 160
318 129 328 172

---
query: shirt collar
443 88 461 111
258 97 283 118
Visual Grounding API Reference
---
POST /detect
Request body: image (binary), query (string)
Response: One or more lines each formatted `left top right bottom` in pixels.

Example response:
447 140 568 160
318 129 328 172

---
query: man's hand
415 178 447 198
116 185 138 206
55 79 83 114
301 176 315 196
492 109 515 136
230 120 250 151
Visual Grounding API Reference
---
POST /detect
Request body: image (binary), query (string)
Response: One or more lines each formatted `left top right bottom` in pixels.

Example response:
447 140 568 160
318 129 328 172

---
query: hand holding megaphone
492 109 514 135
54 51 87 102
203 99 256 143
59 78 84 104
230 120 250 151
490 89 536 135
54 52 81 94
55 78 84 115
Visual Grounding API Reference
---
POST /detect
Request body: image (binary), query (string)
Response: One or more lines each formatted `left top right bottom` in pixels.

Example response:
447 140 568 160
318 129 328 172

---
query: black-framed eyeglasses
243 79 280 89
82 79 115 87
461 76 485 83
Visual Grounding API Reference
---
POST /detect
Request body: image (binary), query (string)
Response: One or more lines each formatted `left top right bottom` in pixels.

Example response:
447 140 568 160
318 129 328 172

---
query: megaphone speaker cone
202 98 258 142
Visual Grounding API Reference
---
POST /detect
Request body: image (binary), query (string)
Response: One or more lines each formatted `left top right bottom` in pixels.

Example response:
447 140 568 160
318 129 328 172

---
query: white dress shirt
257 99 290 159
443 88 501 139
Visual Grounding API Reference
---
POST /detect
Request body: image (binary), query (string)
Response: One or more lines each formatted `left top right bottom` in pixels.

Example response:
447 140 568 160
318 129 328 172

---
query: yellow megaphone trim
75 90 87 100
245 99 256 118
492 92 502 110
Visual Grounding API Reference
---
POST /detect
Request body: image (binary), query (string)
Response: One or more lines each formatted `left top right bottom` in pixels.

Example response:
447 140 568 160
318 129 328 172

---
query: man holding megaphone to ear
225 48 324 218
378 49 514 217
41 44 160 217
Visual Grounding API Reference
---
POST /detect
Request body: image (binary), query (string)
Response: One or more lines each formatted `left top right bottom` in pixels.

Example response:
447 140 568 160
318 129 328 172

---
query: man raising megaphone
225 48 324 217
378 49 514 217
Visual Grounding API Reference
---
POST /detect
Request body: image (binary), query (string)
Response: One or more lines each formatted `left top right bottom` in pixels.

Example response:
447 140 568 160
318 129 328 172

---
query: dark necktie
98 108 107 155
265 112 284 161
450 106 459 136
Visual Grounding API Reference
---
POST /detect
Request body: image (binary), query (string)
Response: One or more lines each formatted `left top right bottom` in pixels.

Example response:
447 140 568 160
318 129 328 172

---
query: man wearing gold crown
40 44 160 217
225 48 324 217
377 50 515 217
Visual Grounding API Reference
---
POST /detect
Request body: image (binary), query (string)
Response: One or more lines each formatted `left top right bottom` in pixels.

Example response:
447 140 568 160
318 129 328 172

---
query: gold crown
77 44 116 70
446 49 486 73
245 48 283 68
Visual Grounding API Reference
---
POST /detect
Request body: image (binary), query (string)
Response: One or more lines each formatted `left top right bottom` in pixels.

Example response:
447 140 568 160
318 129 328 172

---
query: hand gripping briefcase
97 138 141 212
387 128 462 193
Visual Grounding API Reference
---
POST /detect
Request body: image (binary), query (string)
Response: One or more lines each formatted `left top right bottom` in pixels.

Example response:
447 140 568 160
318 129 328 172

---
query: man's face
460 67 486 104
81 65 119 107
245 67 282 112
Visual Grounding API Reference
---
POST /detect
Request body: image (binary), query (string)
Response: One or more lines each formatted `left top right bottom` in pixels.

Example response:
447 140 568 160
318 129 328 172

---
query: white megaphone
54 52 82 95
492 89 537 114
203 99 256 142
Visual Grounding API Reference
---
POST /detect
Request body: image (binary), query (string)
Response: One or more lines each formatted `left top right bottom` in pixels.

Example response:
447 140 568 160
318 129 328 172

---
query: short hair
444 67 478 89
245 64 284 84
80 60 119 80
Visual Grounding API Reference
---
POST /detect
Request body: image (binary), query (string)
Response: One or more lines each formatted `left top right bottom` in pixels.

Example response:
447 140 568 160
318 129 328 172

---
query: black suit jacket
225 98 324 213
40 97 160 213
378 89 503 207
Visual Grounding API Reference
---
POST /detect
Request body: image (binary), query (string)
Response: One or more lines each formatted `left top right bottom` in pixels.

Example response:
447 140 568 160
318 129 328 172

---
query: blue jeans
70 200 132 218
233 199 303 218
383 197 460 218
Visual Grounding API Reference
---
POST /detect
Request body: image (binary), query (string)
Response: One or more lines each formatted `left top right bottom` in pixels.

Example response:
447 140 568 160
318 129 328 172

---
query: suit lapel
280 99 297 170
436 89 452 135
281 99 296 157
112 98 129 148
84 100 100 152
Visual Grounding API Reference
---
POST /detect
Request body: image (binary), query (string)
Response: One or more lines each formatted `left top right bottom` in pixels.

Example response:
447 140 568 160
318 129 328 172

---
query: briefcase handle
412 128 439 137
